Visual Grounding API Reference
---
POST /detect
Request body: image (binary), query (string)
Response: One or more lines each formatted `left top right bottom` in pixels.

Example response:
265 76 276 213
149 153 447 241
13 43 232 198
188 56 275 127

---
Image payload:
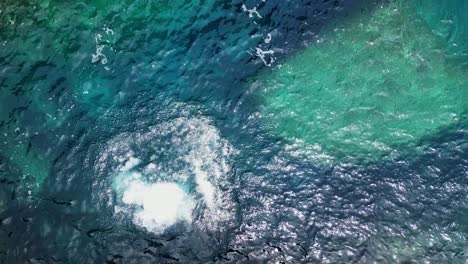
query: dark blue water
1 0 467 263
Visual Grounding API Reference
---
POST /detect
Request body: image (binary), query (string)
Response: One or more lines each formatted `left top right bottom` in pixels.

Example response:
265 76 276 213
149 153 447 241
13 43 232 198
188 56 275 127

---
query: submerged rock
254 1 468 162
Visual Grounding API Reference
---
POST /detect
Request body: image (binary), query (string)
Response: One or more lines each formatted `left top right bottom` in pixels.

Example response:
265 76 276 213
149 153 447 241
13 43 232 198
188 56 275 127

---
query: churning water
0 0 467 263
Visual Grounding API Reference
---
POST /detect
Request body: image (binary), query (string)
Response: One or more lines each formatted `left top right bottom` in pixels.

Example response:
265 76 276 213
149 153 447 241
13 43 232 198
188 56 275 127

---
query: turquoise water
0 0 467 263
413 0 468 57
254 1 468 163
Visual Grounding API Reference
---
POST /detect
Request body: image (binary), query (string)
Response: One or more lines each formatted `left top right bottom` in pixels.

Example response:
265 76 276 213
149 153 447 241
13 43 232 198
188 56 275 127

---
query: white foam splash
91 43 107 64
119 156 141 172
91 26 114 65
102 116 236 233
122 180 194 233
255 47 275 67
242 4 262 19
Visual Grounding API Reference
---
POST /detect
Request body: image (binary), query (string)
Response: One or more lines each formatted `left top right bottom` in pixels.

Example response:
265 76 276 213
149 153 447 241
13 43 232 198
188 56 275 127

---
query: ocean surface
0 0 467 263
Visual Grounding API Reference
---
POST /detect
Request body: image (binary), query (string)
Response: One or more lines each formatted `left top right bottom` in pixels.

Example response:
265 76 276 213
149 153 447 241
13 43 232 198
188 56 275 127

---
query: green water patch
0 76 70 191
0 143 49 190
73 72 115 111
412 0 468 56
254 1 468 163
0 99 58 192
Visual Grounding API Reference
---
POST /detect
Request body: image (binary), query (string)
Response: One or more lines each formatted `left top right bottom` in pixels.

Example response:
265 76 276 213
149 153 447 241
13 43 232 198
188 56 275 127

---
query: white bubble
119 156 141 172
122 180 194 233
102 115 236 233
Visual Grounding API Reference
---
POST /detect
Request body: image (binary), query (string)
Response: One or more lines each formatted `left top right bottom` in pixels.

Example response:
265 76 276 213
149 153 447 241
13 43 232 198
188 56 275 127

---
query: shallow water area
254 1 468 163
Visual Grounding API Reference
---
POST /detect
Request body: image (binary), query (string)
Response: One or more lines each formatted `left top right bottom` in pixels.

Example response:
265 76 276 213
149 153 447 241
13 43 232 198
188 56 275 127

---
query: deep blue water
0 0 467 263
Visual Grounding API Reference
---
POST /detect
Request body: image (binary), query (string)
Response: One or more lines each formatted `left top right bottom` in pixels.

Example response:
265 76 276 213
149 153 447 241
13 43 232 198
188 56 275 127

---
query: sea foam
102 116 236 233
